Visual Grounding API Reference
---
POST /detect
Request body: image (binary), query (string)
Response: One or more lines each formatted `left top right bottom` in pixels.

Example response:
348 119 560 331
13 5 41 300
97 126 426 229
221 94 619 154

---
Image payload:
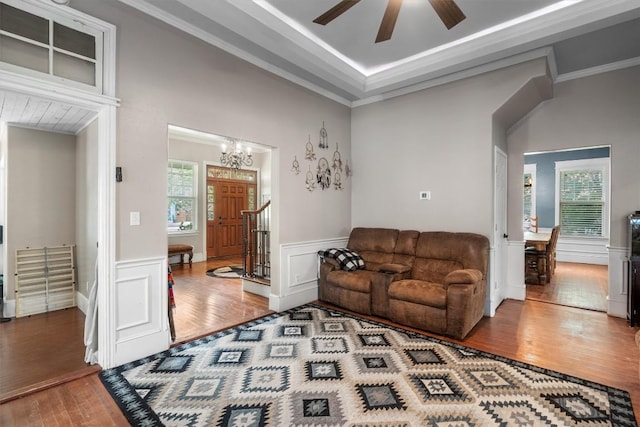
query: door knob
503 233 509 238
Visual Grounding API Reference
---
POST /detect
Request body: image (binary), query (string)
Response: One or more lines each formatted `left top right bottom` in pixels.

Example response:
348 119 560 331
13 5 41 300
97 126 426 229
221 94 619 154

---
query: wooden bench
168 244 193 267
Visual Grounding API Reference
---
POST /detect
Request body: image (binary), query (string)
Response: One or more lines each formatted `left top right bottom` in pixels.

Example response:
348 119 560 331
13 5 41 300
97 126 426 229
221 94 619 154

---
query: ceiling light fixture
51 0 70 5
220 139 253 171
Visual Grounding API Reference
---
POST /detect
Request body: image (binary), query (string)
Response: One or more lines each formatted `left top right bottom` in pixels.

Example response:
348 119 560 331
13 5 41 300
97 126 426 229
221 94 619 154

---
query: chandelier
220 139 253 170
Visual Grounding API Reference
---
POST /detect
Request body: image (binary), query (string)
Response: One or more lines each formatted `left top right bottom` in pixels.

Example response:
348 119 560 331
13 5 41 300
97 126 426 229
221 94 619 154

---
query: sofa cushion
411 232 488 283
320 248 365 271
326 270 377 293
391 230 420 267
378 263 411 274
348 228 398 268
388 280 447 309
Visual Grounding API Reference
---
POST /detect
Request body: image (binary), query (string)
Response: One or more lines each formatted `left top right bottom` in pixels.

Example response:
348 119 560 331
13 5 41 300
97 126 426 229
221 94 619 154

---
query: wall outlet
419 191 431 200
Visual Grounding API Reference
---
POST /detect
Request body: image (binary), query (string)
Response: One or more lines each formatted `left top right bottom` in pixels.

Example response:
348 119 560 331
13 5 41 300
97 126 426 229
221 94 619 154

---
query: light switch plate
130 211 141 226
419 191 431 200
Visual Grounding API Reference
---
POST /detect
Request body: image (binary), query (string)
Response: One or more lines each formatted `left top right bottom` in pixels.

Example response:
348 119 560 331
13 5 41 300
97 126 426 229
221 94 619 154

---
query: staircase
241 201 270 285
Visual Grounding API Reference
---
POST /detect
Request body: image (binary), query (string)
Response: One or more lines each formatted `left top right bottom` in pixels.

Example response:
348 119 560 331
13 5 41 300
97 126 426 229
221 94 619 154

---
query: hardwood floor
170 257 273 344
1 261 638 425
0 258 271 404
0 308 98 403
526 261 608 311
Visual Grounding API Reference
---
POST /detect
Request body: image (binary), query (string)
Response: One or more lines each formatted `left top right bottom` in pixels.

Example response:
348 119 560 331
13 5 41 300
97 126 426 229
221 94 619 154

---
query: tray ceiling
122 0 640 104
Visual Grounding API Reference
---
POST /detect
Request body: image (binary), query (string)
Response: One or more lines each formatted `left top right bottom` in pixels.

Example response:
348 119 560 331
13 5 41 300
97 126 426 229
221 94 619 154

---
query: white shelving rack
15 245 76 317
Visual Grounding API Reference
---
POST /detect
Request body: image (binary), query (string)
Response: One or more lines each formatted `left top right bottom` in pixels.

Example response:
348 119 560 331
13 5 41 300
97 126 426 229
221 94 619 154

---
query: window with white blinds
556 158 609 237
168 160 198 234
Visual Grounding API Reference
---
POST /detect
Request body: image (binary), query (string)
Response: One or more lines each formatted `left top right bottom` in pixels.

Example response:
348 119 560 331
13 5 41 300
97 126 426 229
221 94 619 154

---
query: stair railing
241 200 270 280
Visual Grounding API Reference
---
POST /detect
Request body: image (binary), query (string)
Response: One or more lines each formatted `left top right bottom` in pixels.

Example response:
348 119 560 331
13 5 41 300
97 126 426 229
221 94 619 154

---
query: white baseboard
269 287 319 312
243 279 270 298
168 251 204 265
2 298 15 318
76 291 88 315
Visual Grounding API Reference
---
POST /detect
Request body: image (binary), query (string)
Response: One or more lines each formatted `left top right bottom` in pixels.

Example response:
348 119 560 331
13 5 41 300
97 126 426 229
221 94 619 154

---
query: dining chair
545 225 560 280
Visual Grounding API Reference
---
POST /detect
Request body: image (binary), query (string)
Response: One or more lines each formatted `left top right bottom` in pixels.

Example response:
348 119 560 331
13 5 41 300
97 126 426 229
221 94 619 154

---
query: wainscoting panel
505 241 526 301
114 256 168 365
275 237 348 311
607 246 627 318
557 237 608 265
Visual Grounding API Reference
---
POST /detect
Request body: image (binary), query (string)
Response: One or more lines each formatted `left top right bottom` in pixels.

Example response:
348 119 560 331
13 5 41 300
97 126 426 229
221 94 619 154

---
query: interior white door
491 147 508 315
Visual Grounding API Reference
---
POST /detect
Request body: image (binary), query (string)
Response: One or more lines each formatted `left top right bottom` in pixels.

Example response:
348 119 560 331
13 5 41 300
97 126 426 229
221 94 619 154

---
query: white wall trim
271 237 348 312
505 240 527 302
114 256 168 365
555 57 640 84
556 237 609 265
607 245 628 319
2 298 15 318
243 280 270 298
97 105 118 369
76 291 88 315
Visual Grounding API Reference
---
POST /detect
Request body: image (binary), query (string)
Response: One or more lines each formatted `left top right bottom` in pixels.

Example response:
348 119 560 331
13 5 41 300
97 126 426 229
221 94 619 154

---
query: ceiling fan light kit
314 0 466 43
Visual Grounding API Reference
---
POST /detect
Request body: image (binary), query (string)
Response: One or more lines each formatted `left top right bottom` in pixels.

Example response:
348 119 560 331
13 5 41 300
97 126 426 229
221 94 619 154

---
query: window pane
168 161 197 232
54 22 95 59
0 35 48 73
53 51 95 85
168 197 194 231
560 202 603 236
523 173 532 217
558 166 605 237
0 3 49 44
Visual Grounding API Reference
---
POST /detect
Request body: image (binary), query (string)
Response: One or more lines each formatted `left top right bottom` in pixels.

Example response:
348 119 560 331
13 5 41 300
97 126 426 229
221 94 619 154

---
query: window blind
559 168 604 237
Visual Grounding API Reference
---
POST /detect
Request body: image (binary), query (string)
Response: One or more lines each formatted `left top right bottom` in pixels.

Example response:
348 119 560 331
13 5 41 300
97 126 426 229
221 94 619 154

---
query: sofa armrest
444 269 483 285
378 263 411 274
320 256 340 269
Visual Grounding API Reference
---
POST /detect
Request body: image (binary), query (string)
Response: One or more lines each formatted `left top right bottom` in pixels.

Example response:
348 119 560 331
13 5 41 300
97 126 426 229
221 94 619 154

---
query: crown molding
118 0 353 106
119 0 639 106
555 57 640 83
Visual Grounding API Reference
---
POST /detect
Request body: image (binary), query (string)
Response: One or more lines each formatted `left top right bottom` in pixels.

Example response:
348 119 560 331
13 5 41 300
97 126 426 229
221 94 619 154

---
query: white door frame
0 2 119 368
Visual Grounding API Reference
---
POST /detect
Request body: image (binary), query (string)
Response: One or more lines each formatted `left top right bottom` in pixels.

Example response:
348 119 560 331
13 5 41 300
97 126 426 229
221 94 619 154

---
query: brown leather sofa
318 227 489 340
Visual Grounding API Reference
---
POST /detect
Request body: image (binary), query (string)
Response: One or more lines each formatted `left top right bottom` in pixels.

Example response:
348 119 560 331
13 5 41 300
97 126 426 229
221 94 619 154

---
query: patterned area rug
206 265 244 279
99 304 636 426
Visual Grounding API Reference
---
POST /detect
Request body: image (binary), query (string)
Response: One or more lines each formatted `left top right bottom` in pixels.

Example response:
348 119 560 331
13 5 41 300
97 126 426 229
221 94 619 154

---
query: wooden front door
206 166 257 258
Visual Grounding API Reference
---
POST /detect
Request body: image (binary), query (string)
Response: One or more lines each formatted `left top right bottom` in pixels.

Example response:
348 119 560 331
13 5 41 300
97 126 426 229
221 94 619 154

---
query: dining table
524 231 551 284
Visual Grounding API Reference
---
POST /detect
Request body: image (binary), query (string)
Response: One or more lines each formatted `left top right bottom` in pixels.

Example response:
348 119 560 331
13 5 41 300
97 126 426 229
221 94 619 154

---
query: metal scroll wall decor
291 121 352 192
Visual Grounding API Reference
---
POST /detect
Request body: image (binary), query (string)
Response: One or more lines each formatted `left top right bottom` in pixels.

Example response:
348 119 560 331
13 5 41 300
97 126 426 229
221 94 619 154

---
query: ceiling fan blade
313 0 361 25
427 0 466 29
376 0 402 43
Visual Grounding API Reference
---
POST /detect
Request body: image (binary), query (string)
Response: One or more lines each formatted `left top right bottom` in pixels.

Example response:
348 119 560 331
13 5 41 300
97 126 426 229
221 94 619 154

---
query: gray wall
351 59 549 240
524 147 610 230
6 127 77 299
508 66 640 247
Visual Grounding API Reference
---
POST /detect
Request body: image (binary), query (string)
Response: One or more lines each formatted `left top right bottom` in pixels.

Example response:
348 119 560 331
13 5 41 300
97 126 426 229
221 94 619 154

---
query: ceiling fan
313 0 466 43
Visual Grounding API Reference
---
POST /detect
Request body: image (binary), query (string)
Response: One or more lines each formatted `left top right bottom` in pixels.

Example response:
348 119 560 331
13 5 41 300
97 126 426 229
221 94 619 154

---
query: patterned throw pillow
319 248 365 272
